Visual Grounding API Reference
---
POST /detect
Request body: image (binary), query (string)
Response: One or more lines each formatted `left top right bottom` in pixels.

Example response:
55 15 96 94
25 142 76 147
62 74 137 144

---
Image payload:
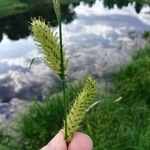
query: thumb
68 132 93 150
41 131 67 150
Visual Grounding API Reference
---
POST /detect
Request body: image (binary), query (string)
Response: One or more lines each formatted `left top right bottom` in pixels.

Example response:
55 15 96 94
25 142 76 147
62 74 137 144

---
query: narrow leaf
29 57 35 69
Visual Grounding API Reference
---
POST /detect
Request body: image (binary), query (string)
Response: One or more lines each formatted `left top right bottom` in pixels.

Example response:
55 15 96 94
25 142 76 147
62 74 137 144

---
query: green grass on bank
0 0 94 18
0 46 150 150
0 0 28 18
0 0 52 18
0 0 150 19
83 101 150 150
114 46 150 106
0 82 84 150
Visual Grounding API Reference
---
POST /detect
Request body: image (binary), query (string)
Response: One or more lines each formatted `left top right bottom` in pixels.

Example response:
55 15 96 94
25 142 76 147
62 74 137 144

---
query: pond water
0 0 150 121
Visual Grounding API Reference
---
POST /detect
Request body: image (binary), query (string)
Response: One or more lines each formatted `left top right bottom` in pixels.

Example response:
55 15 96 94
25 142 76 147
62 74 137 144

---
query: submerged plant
30 0 97 143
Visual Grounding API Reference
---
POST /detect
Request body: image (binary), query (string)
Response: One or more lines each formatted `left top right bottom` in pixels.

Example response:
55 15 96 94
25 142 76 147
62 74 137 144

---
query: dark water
0 0 150 121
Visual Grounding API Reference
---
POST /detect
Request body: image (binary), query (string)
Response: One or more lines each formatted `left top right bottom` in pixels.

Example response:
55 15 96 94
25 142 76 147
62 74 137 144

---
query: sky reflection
0 0 150 121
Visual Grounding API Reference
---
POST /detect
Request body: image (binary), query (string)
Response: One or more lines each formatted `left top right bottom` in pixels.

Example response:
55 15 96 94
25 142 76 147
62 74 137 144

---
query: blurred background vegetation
0 0 150 149
0 0 150 19
0 43 150 149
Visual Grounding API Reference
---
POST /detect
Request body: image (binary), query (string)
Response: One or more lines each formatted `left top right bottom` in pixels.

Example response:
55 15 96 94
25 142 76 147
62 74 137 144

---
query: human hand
41 131 93 150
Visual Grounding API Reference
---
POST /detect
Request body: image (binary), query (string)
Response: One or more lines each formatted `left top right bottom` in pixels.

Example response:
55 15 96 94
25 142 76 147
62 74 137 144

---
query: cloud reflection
0 0 149 106
0 37 59 102
62 0 150 82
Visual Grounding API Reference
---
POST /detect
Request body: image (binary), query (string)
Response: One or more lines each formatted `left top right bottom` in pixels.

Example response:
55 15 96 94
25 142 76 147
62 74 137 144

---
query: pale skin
41 132 93 150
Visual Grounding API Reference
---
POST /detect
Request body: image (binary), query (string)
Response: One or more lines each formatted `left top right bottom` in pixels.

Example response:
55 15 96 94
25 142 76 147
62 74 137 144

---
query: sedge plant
30 0 97 143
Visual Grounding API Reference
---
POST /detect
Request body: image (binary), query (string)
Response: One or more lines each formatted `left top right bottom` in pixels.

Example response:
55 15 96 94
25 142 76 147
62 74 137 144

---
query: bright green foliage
114 46 150 106
30 18 68 77
1 46 150 149
82 100 150 150
63 76 96 142
30 1 98 143
0 126 18 150
1 1 150 149
18 83 82 150
0 0 28 18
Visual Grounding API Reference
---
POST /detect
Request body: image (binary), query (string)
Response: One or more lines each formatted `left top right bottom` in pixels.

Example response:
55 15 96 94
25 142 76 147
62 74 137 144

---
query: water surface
0 0 150 121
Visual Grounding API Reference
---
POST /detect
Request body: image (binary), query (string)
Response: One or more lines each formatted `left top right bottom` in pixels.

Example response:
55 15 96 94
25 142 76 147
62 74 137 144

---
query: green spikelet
52 0 61 21
63 75 96 142
30 18 68 77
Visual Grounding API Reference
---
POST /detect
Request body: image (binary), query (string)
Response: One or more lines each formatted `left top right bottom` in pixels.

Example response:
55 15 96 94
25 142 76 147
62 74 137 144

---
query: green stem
58 14 68 139
62 78 67 139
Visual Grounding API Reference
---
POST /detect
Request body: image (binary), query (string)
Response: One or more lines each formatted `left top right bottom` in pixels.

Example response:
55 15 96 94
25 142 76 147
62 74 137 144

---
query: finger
68 132 93 150
41 131 67 150
40 145 47 150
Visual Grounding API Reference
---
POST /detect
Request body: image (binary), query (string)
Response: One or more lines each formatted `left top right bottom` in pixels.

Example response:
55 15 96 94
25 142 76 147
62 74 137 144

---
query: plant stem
62 77 67 139
58 13 68 139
